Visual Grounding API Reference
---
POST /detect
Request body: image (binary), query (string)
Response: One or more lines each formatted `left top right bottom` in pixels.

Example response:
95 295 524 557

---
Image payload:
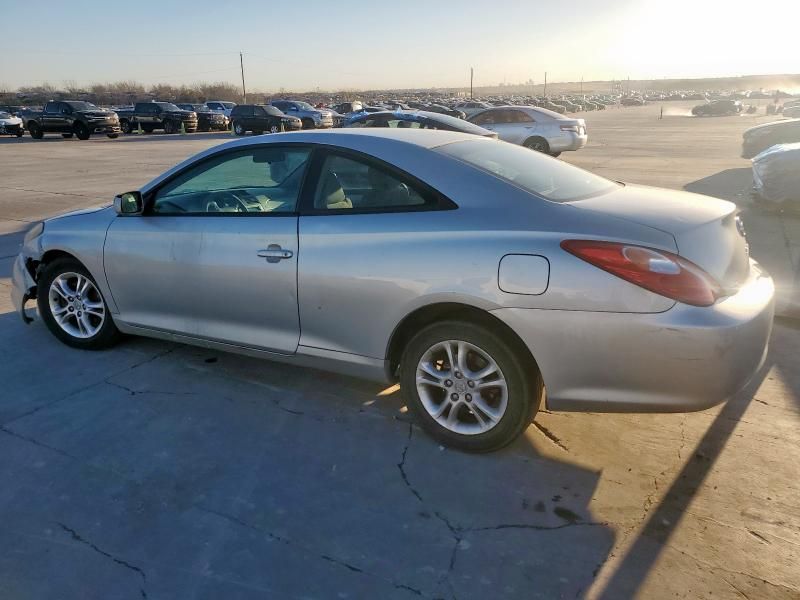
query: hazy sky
1 0 797 91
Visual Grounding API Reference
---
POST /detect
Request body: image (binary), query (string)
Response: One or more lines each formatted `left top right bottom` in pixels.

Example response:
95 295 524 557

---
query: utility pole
470 67 474 99
240 51 247 103
543 72 547 97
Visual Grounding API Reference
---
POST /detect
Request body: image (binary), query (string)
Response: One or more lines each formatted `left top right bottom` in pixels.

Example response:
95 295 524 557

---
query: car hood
744 118 800 136
0 116 22 124
46 204 112 222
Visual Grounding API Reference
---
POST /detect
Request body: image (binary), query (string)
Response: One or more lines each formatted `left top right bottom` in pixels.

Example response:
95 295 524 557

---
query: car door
42 102 64 131
482 110 523 143
296 149 457 358
104 145 312 354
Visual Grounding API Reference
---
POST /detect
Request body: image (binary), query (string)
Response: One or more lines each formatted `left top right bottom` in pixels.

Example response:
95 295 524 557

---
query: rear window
437 140 618 202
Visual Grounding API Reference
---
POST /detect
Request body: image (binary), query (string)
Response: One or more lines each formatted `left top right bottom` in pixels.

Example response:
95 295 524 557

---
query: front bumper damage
11 254 37 324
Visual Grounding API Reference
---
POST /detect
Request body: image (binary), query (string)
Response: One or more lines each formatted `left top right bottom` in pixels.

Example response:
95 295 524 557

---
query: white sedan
468 105 587 157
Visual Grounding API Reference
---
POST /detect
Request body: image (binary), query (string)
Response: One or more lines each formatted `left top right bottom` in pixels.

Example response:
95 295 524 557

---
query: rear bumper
550 131 588 152
491 260 774 412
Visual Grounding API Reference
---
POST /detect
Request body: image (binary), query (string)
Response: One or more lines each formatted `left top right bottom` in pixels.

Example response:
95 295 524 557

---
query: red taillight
560 240 721 306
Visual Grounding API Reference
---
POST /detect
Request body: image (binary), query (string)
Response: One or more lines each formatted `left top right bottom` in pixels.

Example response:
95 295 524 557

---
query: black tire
61 133 74 139
120 120 132 134
233 121 246 136
549 151 562 158
29 122 44 139
75 124 91 140
301 118 314 130
107 133 119 139
164 120 175 134
37 257 121 350
400 320 541 453
15 130 23 138
523 136 550 154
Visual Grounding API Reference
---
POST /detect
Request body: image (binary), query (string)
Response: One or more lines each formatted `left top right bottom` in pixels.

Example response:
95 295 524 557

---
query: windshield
293 101 314 111
221 102 235 109
264 105 284 116
438 140 619 202
0 112 10 119
65 101 100 111
155 102 181 111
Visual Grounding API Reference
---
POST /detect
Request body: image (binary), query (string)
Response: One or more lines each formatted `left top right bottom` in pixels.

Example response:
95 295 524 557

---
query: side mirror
114 191 144 215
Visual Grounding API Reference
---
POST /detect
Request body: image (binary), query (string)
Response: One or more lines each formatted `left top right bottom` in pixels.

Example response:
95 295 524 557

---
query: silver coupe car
11 130 774 452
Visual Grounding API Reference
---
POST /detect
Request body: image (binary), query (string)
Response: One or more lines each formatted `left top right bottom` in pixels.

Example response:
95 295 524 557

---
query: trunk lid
568 184 750 290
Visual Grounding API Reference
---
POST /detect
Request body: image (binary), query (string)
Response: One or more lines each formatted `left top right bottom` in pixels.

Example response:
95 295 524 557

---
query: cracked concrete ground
1 105 799 599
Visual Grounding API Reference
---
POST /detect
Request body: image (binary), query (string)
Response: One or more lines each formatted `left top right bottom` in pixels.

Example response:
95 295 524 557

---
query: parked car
620 97 645 106
344 110 497 138
230 104 302 135
269 100 333 129
0 111 24 137
116 102 198 134
332 101 364 115
26 101 121 140
176 103 229 131
454 101 493 117
205 101 236 118
692 99 743 117
751 143 800 206
468 106 587 156
782 105 800 118
0 105 23 116
422 104 466 119
11 129 773 452
741 119 800 158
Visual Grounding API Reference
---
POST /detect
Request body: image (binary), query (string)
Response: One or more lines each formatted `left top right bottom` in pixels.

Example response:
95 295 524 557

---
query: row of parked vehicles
0 98 590 157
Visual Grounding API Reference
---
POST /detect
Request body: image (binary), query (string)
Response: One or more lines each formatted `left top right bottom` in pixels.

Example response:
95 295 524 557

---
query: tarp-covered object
752 142 800 204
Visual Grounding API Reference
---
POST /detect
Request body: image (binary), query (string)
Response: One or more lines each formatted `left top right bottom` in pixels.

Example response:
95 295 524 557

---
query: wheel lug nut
455 371 463 379
68 307 74 312
465 394 472 402
468 381 475 388
450 393 459 401
68 296 73 301
77 311 82 316
445 380 452 387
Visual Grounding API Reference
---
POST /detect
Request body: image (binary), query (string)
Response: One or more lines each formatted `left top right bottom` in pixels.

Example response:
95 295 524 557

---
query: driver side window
152 147 311 215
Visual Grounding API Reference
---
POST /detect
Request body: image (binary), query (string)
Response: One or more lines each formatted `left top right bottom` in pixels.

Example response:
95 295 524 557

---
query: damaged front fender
11 254 37 324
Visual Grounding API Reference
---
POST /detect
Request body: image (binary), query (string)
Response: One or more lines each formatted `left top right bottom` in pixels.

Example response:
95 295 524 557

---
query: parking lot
0 102 798 599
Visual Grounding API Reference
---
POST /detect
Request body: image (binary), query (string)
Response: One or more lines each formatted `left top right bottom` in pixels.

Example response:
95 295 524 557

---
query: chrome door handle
257 245 293 263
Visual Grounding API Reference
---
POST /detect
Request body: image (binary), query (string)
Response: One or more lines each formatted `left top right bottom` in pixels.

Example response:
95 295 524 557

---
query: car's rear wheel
400 321 541 452
233 122 246 136
269 124 280 133
301 118 314 130
524 136 550 154
549 151 562 158
37 258 120 350
120 120 132 134
164 120 176 134
29 123 43 139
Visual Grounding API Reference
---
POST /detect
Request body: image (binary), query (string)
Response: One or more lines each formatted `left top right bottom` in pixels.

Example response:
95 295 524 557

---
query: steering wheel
205 191 252 213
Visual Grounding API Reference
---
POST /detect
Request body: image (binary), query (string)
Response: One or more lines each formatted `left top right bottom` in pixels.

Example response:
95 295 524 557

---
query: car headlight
24 222 44 243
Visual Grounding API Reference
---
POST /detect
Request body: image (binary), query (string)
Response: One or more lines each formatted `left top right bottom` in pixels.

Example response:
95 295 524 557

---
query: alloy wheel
48 272 106 339
415 340 508 435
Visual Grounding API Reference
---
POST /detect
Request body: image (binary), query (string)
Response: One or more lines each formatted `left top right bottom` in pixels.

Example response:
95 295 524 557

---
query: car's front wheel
233 122 246 136
37 258 120 350
400 321 541 452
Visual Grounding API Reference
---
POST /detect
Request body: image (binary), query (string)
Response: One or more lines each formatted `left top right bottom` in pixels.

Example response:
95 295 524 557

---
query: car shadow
0 308 616 599
683 167 753 203
594 321 796 597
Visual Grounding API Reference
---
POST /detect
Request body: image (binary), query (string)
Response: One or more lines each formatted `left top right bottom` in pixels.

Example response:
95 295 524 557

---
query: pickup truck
26 101 121 140
115 102 198 134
